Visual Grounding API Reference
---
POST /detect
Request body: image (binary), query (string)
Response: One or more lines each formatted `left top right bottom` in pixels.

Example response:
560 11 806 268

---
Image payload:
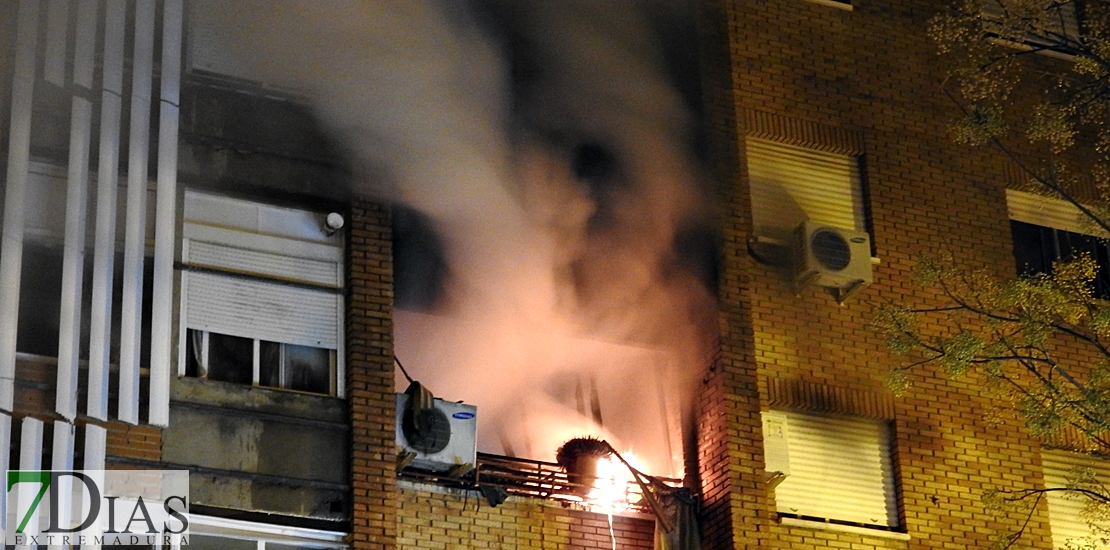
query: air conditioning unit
792 221 872 303
395 393 478 474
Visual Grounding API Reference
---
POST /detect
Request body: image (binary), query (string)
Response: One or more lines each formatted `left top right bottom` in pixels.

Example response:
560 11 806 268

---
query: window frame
1006 189 1110 298
186 329 337 395
761 410 903 534
1041 449 1110 548
177 191 346 398
188 514 347 549
979 0 1083 58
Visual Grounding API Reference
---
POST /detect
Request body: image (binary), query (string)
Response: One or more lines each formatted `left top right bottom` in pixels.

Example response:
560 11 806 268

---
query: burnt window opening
1011 219 1110 299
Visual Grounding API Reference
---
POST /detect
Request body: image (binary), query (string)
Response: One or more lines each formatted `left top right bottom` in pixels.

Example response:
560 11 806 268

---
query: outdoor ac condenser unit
395 393 478 473
792 221 872 303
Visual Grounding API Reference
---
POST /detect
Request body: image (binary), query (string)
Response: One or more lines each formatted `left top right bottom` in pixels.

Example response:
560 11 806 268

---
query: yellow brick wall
698 0 1062 548
396 484 654 550
349 199 401 550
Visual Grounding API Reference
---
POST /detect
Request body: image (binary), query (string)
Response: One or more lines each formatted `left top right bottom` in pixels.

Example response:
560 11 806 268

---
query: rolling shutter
980 1 1081 46
1042 450 1110 549
186 240 341 287
764 411 898 528
747 138 865 239
1006 189 1105 237
183 271 340 349
179 191 344 351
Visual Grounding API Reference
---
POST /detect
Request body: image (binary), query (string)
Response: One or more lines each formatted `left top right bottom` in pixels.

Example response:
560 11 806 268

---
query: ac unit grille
394 393 478 472
810 229 851 271
402 407 452 454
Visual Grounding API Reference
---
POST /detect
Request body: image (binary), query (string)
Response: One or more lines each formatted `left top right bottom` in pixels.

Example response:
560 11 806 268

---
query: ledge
170 376 345 424
780 517 910 541
802 0 852 11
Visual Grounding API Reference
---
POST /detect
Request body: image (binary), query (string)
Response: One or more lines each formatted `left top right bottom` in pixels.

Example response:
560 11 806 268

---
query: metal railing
398 452 682 515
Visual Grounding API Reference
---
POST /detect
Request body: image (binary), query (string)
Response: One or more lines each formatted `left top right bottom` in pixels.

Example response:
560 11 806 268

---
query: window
189 514 346 549
762 411 900 531
1007 189 1110 299
1041 449 1110 549
178 191 345 396
1011 220 1110 298
747 137 867 243
14 161 156 360
980 0 1082 55
185 330 333 394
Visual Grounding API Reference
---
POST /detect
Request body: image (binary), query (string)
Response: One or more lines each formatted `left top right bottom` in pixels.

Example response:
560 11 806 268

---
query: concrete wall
162 378 349 520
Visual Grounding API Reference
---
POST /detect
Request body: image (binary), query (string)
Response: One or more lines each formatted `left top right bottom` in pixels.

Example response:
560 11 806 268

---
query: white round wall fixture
325 212 345 231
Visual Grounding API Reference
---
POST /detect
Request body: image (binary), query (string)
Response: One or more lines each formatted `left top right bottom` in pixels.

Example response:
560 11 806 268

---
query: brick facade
11 356 163 466
397 484 654 550
349 199 400 549
695 0 1061 548
0 1 1079 547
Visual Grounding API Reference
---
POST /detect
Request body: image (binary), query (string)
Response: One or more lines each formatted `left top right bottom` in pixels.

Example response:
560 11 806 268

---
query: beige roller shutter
764 411 898 528
1042 450 1110 549
1006 189 1106 237
747 138 865 240
179 191 344 350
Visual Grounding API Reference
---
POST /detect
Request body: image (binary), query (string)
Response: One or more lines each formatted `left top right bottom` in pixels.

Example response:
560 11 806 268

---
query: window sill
780 517 910 541
802 0 852 11
986 37 1075 61
171 376 346 424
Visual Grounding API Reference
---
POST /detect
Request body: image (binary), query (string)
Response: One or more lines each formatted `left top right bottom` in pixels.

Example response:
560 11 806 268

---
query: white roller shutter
186 240 341 287
183 271 340 350
747 138 865 239
179 191 344 351
1042 450 1110 549
763 411 898 528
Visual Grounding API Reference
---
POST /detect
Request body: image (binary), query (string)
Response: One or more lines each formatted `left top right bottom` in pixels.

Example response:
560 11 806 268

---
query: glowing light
586 454 634 513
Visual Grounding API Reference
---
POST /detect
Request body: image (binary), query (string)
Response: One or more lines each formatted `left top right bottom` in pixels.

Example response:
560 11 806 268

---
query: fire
585 452 644 550
585 450 648 514
555 437 646 513
586 455 634 512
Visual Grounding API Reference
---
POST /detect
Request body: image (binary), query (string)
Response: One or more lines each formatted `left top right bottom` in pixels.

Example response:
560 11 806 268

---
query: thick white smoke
191 0 714 477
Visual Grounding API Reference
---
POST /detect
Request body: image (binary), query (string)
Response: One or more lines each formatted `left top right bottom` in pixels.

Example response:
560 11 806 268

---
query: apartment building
0 0 1102 549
